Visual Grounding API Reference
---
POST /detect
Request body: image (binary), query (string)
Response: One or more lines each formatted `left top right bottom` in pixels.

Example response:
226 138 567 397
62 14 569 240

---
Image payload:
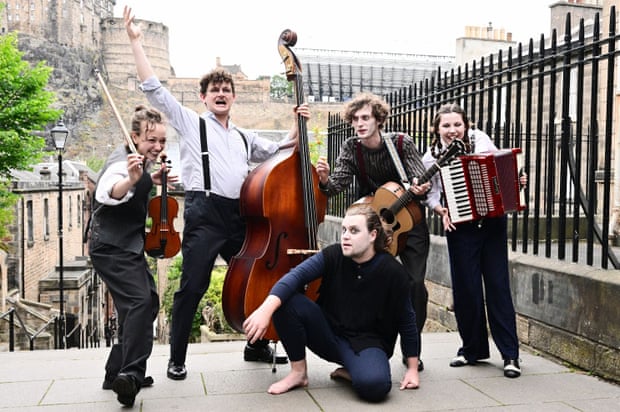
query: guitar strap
199 117 248 191
383 132 410 190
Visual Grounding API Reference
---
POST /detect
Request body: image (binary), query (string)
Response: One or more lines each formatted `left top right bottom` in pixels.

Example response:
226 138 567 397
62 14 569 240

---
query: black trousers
398 218 430 357
446 216 519 361
170 192 270 366
91 245 159 384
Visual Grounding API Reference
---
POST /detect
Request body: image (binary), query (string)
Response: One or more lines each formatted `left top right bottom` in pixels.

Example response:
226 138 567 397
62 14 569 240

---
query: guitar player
316 92 431 372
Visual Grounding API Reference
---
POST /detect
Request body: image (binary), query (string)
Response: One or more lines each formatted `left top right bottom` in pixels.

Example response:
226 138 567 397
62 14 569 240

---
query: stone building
4 158 99 349
1 0 115 49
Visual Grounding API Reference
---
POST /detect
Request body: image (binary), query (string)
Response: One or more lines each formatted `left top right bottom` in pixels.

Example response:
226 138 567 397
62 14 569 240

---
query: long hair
344 203 388 253
429 103 472 157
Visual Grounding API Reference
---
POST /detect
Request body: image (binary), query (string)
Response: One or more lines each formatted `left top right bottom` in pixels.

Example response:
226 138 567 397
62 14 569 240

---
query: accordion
439 148 526 223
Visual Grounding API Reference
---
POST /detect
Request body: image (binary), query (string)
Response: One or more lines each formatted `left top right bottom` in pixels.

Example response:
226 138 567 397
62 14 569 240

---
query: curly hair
199 69 235 95
342 92 390 129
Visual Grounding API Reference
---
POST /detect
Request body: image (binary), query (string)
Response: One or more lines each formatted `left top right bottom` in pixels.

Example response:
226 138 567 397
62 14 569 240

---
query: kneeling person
243 203 420 402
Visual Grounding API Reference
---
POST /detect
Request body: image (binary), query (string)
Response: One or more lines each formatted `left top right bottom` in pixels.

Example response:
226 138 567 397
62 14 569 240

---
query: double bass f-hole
265 232 288 270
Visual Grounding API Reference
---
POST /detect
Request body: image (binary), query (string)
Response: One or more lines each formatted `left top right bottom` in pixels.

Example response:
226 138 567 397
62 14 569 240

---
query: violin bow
94 69 138 154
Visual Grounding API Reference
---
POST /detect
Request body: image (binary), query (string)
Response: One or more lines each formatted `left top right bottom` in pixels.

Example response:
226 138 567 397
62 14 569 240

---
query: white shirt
140 76 285 198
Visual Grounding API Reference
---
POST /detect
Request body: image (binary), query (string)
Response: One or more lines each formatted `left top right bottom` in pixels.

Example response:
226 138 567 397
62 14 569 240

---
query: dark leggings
274 294 392 402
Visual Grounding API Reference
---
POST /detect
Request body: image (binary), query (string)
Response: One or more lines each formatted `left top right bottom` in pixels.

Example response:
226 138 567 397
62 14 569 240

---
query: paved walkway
0 332 618 411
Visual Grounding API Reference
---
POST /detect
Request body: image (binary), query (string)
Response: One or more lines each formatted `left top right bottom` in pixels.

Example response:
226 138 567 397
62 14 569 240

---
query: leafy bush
161 258 235 342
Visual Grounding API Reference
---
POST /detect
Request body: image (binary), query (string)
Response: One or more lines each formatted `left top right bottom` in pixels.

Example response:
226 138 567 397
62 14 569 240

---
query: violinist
89 105 176 407
124 6 311 381
244 203 420 402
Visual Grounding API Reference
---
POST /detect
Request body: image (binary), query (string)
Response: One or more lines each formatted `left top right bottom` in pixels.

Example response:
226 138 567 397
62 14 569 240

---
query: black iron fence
327 8 620 269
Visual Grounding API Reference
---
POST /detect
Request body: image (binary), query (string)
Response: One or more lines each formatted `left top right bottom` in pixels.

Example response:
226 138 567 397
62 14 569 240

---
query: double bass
222 29 327 340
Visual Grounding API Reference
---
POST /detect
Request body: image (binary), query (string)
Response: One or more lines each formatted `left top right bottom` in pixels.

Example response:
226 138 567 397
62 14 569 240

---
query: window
27 200 34 246
68 195 73 229
44 198 50 240
77 195 82 226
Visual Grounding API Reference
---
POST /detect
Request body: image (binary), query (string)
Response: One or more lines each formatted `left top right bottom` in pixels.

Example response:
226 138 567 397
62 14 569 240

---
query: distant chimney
216 57 221 68
40 167 51 181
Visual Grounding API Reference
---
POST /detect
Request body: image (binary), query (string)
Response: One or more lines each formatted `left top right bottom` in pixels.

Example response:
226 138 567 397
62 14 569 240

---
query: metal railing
326 9 620 269
1 307 59 351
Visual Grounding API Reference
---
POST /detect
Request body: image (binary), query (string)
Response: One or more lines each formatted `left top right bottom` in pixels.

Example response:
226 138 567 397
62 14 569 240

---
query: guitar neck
392 163 440 210
417 163 440 185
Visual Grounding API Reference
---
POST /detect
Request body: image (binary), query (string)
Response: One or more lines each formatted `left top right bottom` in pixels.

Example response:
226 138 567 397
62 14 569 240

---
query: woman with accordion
422 103 526 379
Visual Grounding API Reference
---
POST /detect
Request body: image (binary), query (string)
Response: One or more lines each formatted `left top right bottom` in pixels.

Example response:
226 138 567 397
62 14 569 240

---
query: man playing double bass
316 92 431 371
124 6 310 381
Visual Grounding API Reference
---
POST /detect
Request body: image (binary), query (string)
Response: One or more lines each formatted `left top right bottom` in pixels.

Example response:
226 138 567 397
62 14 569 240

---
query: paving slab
0 332 618 411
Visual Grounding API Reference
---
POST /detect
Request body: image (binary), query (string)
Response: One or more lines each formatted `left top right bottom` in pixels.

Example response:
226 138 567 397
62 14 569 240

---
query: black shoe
401 356 424 372
244 344 288 364
167 361 187 380
103 375 154 390
449 355 470 367
112 373 139 407
503 359 521 378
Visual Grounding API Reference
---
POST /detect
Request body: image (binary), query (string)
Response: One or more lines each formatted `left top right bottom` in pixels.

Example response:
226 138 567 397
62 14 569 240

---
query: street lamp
51 119 69 349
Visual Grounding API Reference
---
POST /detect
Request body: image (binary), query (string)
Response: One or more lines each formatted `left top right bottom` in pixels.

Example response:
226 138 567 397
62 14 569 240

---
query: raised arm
123 6 155 82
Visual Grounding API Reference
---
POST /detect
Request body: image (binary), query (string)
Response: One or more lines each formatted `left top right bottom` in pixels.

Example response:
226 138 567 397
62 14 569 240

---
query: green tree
0 28 62 243
270 74 293 101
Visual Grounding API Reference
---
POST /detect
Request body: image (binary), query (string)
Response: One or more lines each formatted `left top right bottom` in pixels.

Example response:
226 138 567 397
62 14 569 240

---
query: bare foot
329 367 352 382
267 370 308 395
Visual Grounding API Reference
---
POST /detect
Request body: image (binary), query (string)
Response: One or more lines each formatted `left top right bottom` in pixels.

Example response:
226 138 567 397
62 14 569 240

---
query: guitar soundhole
380 208 395 224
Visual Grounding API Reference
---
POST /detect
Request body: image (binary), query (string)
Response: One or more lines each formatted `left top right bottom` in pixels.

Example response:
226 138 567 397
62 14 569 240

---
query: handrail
66 322 82 349
1 306 71 351
30 317 58 351
0 308 16 351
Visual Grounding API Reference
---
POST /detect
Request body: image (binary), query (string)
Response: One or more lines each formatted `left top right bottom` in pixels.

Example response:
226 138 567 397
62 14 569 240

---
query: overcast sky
115 1 554 79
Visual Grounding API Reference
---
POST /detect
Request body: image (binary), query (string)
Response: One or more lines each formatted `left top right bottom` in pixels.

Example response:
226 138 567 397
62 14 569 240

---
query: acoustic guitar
356 140 465 255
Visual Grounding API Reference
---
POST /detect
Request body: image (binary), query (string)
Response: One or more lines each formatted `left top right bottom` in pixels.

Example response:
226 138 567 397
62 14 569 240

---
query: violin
145 154 181 258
